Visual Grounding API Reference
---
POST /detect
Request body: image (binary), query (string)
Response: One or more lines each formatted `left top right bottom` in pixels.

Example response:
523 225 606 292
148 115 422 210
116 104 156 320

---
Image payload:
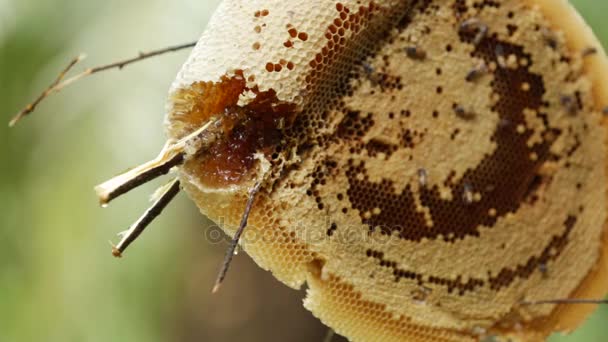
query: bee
459 18 488 46
465 61 488 82
405 45 427 60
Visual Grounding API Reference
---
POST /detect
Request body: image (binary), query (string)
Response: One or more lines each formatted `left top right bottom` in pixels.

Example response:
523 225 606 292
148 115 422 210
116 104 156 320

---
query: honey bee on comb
9 0 608 341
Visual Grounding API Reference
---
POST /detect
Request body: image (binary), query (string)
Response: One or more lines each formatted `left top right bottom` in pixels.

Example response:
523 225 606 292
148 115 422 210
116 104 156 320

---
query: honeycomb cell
165 0 608 341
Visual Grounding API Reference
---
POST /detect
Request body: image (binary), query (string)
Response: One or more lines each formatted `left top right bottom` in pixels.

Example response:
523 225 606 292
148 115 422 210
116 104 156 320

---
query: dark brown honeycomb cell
167 0 608 341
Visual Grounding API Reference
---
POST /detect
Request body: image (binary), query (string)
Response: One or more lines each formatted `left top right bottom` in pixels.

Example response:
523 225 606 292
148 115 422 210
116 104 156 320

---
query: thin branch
111 178 181 257
86 42 196 73
212 181 263 294
96 151 183 206
9 54 86 127
521 298 608 305
58 41 196 89
95 118 217 206
322 328 335 342
9 41 196 127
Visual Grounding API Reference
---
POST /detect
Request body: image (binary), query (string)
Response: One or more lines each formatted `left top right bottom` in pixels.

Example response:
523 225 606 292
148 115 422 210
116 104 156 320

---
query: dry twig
111 178 181 257
9 55 85 127
212 181 263 293
9 41 196 127
521 298 608 305
95 118 216 205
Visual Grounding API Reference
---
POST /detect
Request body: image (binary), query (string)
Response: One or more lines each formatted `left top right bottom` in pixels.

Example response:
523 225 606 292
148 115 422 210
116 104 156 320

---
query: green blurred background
1 1 607 341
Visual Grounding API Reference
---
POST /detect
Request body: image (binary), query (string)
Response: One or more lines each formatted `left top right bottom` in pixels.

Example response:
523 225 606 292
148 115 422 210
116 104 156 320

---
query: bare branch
58 41 196 89
111 178 181 258
521 298 608 305
9 54 86 127
9 41 196 127
88 41 196 73
322 328 336 342
212 181 263 294
95 118 217 206
96 149 183 206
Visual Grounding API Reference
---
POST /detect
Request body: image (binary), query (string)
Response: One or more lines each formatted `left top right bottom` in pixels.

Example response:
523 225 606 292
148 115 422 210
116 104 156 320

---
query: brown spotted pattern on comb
299 0 606 336
165 0 608 341
295 1 606 338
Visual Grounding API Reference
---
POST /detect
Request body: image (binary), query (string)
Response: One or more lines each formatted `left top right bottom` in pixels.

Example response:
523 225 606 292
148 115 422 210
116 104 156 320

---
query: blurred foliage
0 1 607 341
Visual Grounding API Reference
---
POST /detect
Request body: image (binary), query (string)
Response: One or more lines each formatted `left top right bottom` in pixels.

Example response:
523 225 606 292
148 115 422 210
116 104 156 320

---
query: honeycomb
165 0 608 341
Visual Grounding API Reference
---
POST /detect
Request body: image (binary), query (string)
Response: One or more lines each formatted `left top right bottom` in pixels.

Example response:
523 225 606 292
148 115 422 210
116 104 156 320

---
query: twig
111 178 181 257
95 118 216 206
96 150 183 206
9 54 86 127
521 298 608 305
322 328 336 342
82 41 196 73
9 41 196 127
58 41 196 89
212 181 263 294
